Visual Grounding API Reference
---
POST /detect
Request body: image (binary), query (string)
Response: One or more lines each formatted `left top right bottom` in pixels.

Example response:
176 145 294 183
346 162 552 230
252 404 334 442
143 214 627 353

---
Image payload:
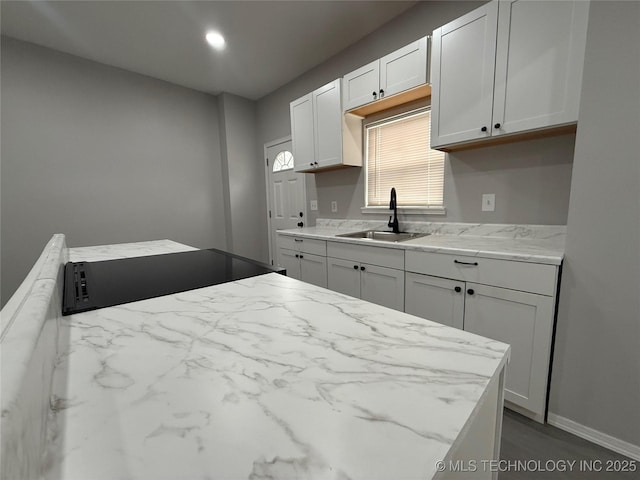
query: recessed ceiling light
205 31 225 50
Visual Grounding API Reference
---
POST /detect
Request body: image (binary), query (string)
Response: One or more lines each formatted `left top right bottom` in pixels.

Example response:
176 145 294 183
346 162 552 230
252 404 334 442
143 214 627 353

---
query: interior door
266 139 306 265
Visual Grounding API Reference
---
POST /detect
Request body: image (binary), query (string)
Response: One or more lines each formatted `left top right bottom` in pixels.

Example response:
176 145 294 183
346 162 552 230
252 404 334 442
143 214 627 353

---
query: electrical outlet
331 201 338 213
310 200 318 211
482 194 496 212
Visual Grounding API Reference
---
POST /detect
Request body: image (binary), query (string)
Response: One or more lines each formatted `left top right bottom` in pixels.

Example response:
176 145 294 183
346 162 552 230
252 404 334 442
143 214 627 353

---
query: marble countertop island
43 240 510 480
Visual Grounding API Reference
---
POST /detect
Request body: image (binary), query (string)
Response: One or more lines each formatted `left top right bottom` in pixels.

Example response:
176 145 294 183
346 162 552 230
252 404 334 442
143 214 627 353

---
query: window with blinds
365 108 444 207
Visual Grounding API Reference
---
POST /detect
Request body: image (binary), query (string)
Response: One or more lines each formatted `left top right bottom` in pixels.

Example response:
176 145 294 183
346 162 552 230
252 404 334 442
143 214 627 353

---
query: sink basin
336 230 430 243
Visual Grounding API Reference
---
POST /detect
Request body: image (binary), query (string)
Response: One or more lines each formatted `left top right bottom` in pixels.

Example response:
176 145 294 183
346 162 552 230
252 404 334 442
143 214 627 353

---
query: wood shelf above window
346 84 432 118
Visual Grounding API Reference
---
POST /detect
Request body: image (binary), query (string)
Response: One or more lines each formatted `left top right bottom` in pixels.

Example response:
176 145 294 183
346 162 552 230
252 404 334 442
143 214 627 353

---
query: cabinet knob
297 222 304 227
467 288 475 295
295 254 299 258
379 89 384 98
300 255 304 259
494 123 501 129
310 162 313 167
360 266 365 271
454 286 462 293
314 161 318 166
372 91 377 99
353 265 358 270
299 212 303 217
481 126 487 132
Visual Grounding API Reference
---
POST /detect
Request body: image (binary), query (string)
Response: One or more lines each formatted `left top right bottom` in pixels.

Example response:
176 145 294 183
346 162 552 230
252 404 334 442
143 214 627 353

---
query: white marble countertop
277 223 564 265
47 240 510 480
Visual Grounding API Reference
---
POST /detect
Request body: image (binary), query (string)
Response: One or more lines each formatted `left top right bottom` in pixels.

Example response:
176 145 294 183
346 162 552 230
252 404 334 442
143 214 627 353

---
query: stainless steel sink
336 230 430 243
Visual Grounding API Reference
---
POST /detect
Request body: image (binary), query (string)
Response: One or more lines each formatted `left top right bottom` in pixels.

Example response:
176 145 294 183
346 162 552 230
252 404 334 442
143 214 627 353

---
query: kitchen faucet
388 187 400 233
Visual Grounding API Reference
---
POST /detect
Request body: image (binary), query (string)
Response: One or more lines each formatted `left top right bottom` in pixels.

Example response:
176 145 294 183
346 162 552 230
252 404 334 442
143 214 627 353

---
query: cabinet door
300 253 327 288
278 249 301 280
290 93 315 173
327 257 361 299
342 60 379 111
431 2 498 148
379 37 428 99
492 0 588 136
313 80 343 169
405 273 465 329
463 283 554 417
361 264 404 311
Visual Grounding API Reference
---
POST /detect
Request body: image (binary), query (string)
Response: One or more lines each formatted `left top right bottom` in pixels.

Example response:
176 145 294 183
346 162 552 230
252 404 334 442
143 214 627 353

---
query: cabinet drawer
327 241 404 270
278 235 327 256
405 250 557 296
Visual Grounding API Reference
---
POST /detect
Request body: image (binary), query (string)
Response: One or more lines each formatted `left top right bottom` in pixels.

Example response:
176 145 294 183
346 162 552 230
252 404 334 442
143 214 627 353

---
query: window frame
362 103 446 215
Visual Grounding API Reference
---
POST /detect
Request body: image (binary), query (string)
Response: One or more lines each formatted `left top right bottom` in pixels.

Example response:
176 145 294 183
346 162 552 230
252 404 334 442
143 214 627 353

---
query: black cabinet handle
360 266 365 271
314 161 318 165
467 288 475 295
297 222 303 227
299 212 303 217
299 255 304 259
309 162 313 167
481 126 487 132
379 89 384 97
295 254 299 258
294 238 302 242
372 91 377 99
494 123 501 129
454 260 478 266
353 265 358 270
454 286 462 293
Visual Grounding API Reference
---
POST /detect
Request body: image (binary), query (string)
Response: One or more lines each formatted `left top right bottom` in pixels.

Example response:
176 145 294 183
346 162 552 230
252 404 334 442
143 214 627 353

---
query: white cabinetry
327 242 404 311
405 272 464 329
343 37 429 111
431 0 589 150
291 79 362 173
404 250 558 422
277 235 327 288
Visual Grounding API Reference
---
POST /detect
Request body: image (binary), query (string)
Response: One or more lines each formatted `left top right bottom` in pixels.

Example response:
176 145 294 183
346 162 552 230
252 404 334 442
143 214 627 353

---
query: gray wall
256 0 573 227
218 93 268 262
1 37 228 306
549 1 640 447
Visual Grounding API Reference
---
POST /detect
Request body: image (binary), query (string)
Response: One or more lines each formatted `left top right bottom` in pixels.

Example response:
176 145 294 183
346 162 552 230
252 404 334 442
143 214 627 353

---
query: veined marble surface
46 241 510 480
280 220 565 265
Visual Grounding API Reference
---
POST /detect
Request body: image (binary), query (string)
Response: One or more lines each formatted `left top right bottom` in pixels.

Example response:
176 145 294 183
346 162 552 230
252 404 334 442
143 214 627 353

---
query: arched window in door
273 150 294 172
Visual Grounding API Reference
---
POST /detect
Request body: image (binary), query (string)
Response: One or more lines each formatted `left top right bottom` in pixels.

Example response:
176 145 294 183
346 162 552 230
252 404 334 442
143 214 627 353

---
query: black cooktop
62 248 285 315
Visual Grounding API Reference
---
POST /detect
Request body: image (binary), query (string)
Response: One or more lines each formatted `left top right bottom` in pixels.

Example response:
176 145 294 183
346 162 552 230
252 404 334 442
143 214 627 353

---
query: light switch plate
310 200 318 211
482 194 496 212
331 201 338 213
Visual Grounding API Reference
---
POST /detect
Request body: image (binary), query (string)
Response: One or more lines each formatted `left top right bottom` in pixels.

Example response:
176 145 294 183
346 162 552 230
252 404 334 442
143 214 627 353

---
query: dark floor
500 409 639 479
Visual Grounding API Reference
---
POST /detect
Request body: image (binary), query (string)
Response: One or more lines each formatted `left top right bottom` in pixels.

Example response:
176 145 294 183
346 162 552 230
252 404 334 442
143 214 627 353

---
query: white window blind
366 109 444 207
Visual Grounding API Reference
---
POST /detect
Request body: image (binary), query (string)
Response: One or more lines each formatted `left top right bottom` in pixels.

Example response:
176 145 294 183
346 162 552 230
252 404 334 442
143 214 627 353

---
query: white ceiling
1 1 417 100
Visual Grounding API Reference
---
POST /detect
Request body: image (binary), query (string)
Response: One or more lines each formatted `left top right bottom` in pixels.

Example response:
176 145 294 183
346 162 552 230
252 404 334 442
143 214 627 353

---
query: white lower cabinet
464 283 554 416
327 257 404 311
404 251 558 422
405 272 465 329
278 248 327 288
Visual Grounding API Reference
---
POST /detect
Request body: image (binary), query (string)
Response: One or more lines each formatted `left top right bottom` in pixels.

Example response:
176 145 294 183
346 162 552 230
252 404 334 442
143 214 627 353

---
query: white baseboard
547 412 640 462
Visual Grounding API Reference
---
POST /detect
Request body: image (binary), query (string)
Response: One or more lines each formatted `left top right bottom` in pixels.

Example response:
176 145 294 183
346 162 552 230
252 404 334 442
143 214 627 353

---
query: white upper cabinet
291 79 362 173
343 37 429 111
431 2 498 147
290 93 315 171
493 0 589 135
431 0 589 150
